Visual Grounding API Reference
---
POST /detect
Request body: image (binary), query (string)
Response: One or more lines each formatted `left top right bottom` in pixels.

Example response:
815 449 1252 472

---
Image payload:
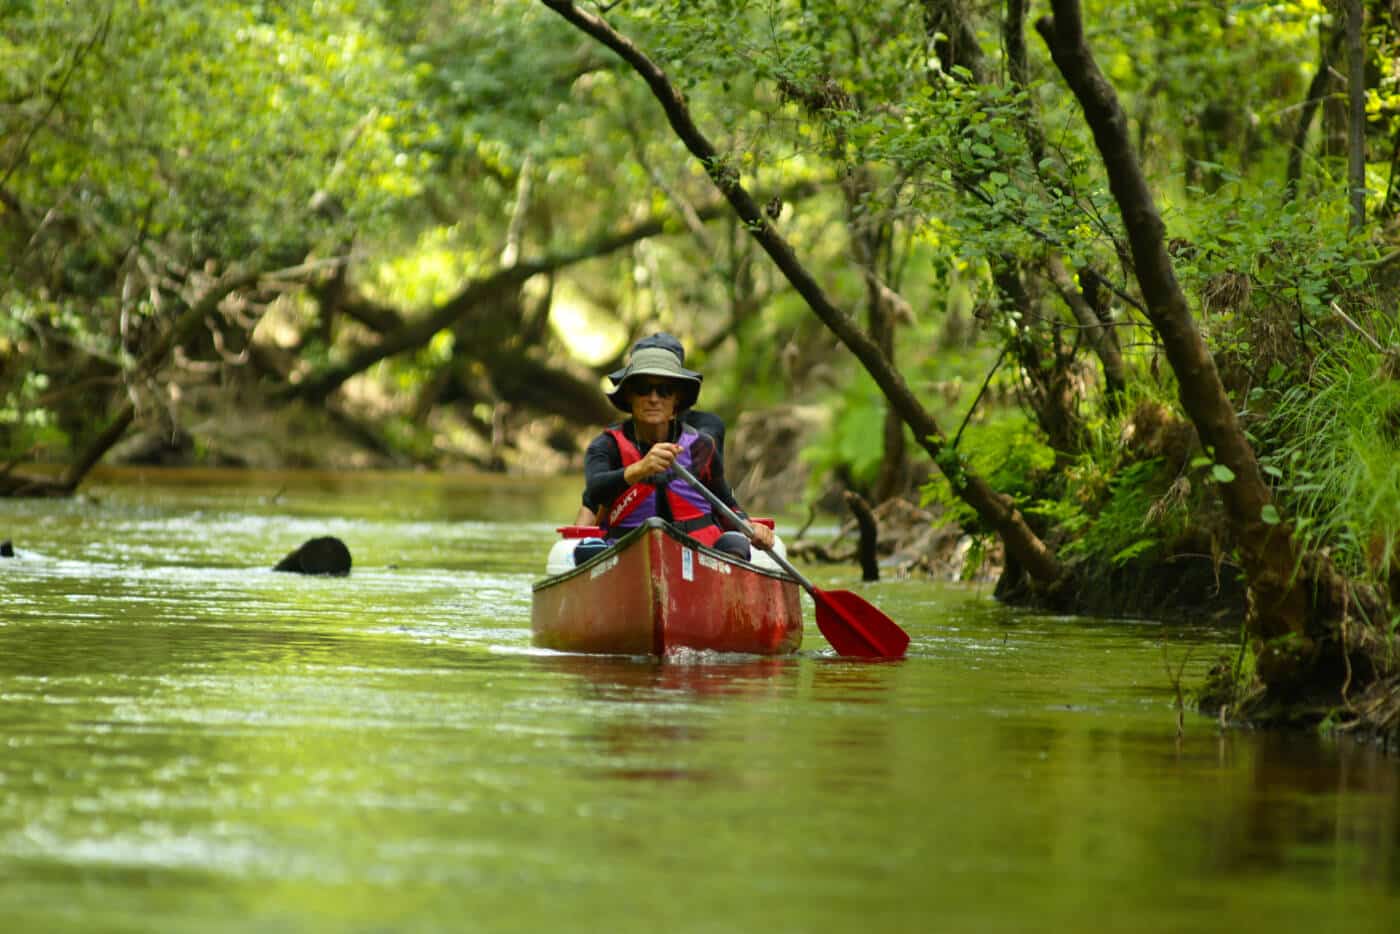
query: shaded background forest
4 0 1400 624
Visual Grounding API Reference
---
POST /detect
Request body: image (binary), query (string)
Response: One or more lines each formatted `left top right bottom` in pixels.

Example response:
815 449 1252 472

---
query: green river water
0 467 1396 933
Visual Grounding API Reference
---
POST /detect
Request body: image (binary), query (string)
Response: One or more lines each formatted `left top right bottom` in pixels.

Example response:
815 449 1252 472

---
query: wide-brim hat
608 332 686 385
605 346 702 413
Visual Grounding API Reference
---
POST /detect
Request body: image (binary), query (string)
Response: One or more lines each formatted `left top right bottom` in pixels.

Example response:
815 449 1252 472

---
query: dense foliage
5 2 1400 715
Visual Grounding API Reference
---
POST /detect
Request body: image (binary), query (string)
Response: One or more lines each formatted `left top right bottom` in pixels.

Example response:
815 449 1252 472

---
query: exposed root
788 496 1001 582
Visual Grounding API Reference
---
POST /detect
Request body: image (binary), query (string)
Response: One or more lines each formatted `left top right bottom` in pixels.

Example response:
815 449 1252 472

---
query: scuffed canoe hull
531 518 803 655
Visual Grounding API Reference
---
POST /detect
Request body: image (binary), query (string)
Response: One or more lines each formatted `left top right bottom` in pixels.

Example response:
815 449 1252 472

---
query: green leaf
1260 504 1281 526
1211 464 1236 484
1111 538 1158 566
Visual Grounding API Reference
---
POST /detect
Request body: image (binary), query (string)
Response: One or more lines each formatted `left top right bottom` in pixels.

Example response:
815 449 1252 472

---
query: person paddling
574 332 725 525
582 342 773 557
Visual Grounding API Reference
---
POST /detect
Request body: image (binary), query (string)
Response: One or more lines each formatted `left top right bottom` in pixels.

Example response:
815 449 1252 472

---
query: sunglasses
629 380 679 399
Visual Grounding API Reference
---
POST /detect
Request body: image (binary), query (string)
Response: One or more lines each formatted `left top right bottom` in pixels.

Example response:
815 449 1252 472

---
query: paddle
670 462 910 659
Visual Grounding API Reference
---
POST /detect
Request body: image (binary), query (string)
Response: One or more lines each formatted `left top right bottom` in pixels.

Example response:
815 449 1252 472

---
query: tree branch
282 179 819 404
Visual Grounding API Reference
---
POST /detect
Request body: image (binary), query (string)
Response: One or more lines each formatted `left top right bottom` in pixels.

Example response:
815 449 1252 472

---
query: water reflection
533 653 801 786
533 652 797 702
806 657 904 705
1210 733 1399 886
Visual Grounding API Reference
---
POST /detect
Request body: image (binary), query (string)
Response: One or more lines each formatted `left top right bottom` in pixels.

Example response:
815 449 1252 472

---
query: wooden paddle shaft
669 462 819 595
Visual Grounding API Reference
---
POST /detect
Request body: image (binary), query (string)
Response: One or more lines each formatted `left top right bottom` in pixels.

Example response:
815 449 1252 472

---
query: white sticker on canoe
697 553 732 575
682 548 694 581
589 555 618 579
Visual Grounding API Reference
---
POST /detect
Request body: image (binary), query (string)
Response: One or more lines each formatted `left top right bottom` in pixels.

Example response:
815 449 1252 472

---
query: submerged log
273 536 352 576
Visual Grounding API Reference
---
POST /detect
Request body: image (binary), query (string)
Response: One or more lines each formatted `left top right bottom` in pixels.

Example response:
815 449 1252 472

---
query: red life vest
600 426 723 546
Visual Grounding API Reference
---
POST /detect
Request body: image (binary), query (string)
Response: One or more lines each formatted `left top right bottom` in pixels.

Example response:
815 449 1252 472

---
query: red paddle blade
813 588 910 659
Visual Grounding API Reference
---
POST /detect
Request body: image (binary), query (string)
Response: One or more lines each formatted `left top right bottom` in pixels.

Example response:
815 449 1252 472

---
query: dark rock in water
0 540 13 558
273 536 351 576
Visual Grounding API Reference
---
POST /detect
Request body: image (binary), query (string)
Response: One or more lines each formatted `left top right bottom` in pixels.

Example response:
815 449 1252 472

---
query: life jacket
600 425 723 546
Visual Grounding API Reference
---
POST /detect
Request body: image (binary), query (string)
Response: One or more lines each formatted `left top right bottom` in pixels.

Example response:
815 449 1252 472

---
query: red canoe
531 518 803 655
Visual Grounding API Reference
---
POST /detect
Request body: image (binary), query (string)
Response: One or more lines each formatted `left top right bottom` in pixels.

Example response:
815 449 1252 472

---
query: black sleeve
583 431 629 512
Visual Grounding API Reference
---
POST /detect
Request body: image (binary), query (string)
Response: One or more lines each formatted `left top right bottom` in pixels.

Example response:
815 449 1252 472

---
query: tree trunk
844 166 907 503
1284 26 1343 201
993 259 1084 458
921 0 991 83
1043 255 1127 412
1346 0 1367 229
1005 0 1124 415
1004 0 1046 167
1036 0 1315 687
